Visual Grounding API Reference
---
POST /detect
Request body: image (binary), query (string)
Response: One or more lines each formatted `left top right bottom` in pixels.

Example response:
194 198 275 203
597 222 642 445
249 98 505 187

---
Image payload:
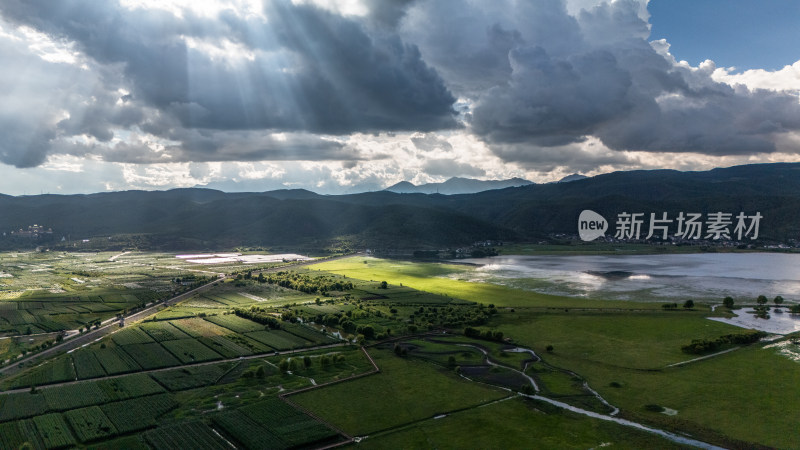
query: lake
451 253 800 303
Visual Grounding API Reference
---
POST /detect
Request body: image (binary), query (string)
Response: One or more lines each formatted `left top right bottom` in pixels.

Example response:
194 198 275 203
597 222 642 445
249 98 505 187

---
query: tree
683 300 694 309
447 355 456 366
278 359 289 373
290 358 302 372
757 295 768 305
358 325 375 339
255 365 266 378
774 295 784 305
723 296 735 309
25 326 32 336
303 356 312 368
379 281 388 289
546 345 554 353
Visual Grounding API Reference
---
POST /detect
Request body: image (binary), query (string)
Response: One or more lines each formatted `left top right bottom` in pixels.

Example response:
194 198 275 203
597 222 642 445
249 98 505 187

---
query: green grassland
544 342 800 449
358 396 687 450
494 310 743 369
311 256 671 309
292 347 510 436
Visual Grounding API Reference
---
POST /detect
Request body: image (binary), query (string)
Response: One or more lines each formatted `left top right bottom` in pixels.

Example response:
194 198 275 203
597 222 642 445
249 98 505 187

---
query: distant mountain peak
384 177 533 195
384 181 419 193
557 173 588 183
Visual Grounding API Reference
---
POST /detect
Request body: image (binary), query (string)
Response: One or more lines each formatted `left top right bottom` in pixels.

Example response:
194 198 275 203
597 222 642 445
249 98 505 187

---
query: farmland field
6 354 76 388
0 252 797 449
64 406 118 442
140 321 193 342
121 342 182 369
151 364 230 391
169 317 231 337
211 410 289 449
94 345 141 375
72 349 107 379
0 391 49 422
160 339 223 363
202 314 265 333
241 398 341 447
100 394 177 433
0 419 45 450
144 421 230 450
111 327 155 346
33 413 75 449
196 335 252 358
244 329 311 350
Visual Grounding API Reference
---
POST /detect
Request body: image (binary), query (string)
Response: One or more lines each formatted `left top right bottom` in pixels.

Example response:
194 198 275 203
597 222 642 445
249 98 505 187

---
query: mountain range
384 177 534 195
1 163 798 251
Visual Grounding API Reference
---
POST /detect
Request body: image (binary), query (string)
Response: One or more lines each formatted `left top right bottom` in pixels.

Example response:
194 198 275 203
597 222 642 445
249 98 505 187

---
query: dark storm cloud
3 0 800 173
0 0 455 167
403 0 800 160
362 0 417 28
72 131 359 165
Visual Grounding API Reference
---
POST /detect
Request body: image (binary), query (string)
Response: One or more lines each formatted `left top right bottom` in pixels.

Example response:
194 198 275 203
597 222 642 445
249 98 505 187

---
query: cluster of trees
410 305 493 329
277 353 345 372
172 274 211 292
662 300 693 310
681 331 767 354
756 295 784 306
723 295 786 309
304 308 386 339
78 320 102 333
464 326 504 342
233 307 281 329
469 247 499 258
258 271 354 294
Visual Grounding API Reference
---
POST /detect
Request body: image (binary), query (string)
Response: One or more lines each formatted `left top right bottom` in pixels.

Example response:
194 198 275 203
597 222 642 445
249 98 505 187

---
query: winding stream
523 394 725 450
454 342 721 449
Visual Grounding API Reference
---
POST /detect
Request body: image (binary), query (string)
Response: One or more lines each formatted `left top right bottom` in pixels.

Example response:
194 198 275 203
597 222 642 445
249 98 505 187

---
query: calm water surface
451 253 800 303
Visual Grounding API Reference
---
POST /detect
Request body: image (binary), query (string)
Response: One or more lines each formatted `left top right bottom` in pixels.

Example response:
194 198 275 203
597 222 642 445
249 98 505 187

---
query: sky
0 0 798 195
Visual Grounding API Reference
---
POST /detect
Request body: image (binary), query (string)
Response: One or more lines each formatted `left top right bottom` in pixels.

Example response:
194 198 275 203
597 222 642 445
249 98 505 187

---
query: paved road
0 252 359 377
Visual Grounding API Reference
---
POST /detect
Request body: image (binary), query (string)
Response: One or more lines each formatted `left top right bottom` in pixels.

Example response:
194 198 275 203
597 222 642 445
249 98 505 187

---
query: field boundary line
278 346 383 448
664 346 740 368
281 347 380 399
357 393 518 442
280 395 354 448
